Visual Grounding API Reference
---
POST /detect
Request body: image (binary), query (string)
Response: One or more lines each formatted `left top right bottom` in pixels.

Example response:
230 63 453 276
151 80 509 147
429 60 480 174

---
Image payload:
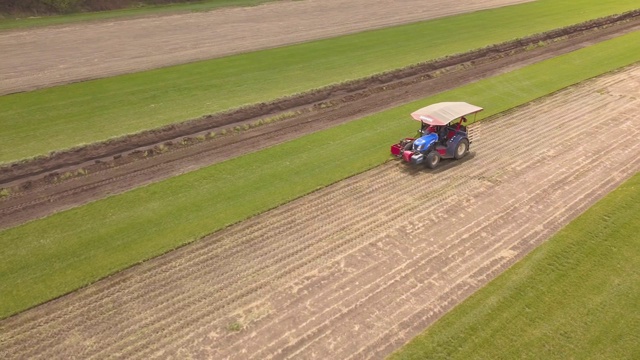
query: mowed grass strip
1 0 639 164
1 31 639 320
388 172 640 360
0 0 280 31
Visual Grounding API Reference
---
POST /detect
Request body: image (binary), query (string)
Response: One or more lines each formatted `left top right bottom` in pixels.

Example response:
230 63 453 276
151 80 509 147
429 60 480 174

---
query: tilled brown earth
2 16 640 231
0 0 533 95
1 65 638 359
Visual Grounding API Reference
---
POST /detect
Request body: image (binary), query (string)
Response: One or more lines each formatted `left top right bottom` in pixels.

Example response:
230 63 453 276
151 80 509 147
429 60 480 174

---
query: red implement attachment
402 150 413 162
390 143 403 156
391 138 415 157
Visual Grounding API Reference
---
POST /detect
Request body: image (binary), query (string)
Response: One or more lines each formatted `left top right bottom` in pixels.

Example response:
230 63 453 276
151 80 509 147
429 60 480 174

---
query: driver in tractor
419 122 448 145
438 125 449 145
420 121 438 136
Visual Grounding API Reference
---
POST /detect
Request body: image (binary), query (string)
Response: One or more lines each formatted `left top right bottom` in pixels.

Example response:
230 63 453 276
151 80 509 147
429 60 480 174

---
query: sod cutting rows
390 173 640 360
1 0 640 164
1 66 638 358
1 30 640 321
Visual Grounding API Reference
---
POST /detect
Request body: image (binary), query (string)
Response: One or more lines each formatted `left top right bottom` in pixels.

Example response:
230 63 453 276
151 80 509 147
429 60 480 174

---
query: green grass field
388 172 640 360
1 31 639 320
1 0 639 164
0 0 279 30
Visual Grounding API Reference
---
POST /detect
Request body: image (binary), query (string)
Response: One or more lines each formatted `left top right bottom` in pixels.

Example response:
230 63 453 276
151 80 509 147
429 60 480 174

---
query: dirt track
2 16 640 231
1 65 638 359
0 0 533 95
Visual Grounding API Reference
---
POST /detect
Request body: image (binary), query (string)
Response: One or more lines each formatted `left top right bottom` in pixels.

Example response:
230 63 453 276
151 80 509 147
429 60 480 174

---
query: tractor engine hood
413 133 438 152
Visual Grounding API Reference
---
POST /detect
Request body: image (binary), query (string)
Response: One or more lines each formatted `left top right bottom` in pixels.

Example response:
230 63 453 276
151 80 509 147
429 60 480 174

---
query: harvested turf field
1 64 638 359
390 173 640 360
1 0 639 358
2 31 639 321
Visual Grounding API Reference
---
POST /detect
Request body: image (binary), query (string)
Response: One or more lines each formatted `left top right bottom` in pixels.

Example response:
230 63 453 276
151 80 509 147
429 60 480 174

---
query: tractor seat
446 129 456 141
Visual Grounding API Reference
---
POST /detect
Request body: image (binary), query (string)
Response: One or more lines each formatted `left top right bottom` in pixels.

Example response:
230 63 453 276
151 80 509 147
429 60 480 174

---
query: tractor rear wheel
454 139 469 160
426 151 440 169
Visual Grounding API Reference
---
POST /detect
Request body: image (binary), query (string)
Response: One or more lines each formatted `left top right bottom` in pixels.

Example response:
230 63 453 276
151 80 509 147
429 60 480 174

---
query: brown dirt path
0 0 533 95
1 65 638 359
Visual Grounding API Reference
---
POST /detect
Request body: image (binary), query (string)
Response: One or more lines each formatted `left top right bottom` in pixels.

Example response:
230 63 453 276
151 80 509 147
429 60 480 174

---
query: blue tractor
391 102 482 169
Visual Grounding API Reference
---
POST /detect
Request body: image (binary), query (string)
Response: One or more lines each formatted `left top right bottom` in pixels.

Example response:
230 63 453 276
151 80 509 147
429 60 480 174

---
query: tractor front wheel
426 151 440 169
454 139 469 160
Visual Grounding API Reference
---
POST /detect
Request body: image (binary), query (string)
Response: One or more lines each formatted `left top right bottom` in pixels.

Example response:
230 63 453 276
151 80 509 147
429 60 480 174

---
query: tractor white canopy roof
411 102 483 126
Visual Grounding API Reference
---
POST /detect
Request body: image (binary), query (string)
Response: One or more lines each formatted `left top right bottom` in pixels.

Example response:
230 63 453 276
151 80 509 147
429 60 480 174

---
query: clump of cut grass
58 172 74 181
525 40 548 51
261 111 298 125
227 321 243 332
155 144 168 153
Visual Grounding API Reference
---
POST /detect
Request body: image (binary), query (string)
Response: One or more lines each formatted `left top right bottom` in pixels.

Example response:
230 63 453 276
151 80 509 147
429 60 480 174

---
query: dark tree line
0 0 197 15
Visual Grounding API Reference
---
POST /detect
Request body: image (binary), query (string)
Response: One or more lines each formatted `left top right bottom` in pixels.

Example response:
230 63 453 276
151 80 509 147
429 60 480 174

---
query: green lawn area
1 0 639 164
1 31 639 320
0 0 280 31
388 172 640 360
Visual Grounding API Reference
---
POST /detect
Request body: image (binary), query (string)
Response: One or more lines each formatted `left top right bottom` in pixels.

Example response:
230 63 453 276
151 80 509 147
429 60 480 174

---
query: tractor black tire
403 141 414 151
425 151 440 169
454 138 469 160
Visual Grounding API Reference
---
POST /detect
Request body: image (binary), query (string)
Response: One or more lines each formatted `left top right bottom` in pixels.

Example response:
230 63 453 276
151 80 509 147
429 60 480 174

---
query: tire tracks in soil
1 66 638 359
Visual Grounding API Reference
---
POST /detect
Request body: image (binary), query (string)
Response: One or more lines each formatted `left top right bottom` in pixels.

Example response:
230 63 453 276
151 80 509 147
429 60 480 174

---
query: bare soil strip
1 15 639 231
0 0 533 95
1 65 638 359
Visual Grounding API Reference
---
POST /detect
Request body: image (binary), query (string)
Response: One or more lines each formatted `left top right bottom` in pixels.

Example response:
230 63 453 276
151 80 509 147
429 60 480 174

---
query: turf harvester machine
390 102 483 169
